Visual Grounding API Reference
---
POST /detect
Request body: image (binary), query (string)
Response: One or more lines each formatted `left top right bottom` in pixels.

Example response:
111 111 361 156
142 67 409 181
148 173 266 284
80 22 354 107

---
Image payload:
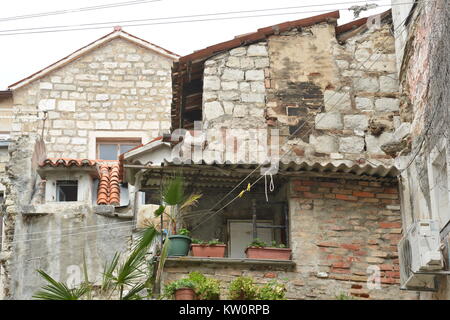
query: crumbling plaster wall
0 134 133 299
11 37 173 159
391 0 450 299
200 21 401 166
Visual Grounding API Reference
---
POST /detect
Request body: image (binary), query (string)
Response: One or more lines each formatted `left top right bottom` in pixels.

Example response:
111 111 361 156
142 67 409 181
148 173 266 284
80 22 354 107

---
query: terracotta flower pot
245 247 292 260
174 288 197 300
191 244 227 257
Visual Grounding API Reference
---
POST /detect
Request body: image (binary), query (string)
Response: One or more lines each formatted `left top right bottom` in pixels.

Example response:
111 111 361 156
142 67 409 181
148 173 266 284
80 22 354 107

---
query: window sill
163 256 296 269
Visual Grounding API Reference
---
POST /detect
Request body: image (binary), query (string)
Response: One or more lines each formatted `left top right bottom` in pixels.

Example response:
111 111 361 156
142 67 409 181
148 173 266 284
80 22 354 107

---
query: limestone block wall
199 22 401 166
11 37 174 159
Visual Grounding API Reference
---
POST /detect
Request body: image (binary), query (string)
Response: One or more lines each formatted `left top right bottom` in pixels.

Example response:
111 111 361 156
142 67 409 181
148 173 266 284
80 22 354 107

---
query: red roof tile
97 162 121 206
39 158 121 206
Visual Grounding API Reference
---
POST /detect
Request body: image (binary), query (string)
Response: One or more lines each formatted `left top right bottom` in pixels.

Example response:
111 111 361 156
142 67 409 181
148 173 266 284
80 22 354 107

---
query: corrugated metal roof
145 159 398 179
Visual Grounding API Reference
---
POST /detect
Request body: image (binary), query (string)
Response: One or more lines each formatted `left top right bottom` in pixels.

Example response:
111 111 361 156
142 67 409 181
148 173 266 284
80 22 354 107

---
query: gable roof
8 27 180 91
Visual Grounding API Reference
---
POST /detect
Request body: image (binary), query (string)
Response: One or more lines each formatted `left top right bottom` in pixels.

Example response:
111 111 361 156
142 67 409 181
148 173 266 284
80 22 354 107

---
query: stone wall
11 37 174 159
199 21 400 167
162 176 418 300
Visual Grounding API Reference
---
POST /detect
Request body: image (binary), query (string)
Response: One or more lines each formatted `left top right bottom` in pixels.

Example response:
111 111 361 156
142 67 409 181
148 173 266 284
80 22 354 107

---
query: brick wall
161 176 418 300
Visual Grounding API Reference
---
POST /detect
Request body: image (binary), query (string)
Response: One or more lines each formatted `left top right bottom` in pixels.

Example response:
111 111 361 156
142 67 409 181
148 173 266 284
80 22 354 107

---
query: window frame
96 138 141 160
56 180 79 202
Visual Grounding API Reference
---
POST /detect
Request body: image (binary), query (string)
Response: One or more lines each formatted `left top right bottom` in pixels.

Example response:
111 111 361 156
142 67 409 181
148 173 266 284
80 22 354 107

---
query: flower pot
191 244 227 257
245 247 292 260
167 235 191 256
174 288 197 300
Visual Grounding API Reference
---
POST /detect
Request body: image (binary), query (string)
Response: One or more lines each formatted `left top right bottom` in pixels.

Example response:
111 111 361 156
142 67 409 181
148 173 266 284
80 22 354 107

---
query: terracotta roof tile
97 162 121 206
39 158 122 206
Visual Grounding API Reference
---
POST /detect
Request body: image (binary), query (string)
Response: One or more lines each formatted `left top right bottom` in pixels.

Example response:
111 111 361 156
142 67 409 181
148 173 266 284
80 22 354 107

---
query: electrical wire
0 0 434 36
0 0 163 23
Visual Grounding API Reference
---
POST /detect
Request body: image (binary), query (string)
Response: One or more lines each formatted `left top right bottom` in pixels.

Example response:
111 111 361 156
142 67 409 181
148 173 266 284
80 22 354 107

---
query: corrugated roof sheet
157 159 399 179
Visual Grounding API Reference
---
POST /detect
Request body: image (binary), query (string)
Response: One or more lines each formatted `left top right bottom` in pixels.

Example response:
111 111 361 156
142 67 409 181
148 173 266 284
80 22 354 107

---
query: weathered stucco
392 0 450 299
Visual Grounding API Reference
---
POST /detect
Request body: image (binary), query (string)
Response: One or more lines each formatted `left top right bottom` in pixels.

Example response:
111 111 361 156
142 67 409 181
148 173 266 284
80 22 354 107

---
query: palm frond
122 283 147 300
101 252 121 292
180 193 202 213
33 270 87 300
162 175 184 206
154 205 166 217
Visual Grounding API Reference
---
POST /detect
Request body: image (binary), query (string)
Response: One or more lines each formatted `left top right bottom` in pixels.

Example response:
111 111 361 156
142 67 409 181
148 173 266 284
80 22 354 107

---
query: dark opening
56 180 78 202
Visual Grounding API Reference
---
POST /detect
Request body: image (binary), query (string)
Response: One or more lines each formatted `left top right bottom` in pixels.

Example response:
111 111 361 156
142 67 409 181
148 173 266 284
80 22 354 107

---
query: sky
0 0 391 89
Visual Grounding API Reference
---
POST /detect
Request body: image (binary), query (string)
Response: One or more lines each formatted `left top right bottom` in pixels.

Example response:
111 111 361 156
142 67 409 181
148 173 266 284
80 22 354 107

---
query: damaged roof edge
178 11 340 65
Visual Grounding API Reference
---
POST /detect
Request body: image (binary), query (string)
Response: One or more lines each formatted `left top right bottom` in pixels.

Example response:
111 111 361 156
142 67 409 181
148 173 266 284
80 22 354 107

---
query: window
0 191 4 204
96 138 141 160
56 180 78 202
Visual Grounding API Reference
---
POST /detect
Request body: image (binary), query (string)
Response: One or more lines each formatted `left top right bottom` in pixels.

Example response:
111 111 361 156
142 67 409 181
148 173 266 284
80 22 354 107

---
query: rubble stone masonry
200 21 401 167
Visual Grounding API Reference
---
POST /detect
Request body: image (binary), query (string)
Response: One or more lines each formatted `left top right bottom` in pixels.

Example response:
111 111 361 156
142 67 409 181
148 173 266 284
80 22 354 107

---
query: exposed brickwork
162 176 417 300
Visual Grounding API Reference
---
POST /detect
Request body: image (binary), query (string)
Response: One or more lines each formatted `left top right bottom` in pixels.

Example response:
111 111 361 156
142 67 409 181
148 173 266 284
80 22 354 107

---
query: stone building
121 11 418 299
387 0 450 298
0 27 178 299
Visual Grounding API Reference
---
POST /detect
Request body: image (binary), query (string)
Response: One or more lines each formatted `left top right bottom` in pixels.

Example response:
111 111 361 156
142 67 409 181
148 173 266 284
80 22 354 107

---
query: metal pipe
252 199 257 240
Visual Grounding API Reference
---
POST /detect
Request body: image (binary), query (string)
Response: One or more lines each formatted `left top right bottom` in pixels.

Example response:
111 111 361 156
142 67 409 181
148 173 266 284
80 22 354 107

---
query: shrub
258 281 287 300
178 228 190 236
188 272 220 300
248 239 286 248
228 277 258 300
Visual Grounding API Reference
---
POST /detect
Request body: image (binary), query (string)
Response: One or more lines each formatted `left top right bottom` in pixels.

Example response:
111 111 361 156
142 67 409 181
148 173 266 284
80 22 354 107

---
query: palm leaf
33 270 87 300
122 283 147 300
154 205 166 217
101 252 121 293
180 193 202 213
162 176 184 206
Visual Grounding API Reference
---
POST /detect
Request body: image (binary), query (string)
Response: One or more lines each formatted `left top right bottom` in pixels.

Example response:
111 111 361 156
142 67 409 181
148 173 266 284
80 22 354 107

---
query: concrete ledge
164 256 296 270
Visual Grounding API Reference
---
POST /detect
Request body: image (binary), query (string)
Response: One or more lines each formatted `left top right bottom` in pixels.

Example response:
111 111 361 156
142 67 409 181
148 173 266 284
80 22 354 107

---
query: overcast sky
0 0 391 89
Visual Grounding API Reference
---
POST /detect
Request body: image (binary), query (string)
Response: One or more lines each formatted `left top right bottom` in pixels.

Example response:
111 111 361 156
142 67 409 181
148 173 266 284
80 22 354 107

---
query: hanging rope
264 171 275 202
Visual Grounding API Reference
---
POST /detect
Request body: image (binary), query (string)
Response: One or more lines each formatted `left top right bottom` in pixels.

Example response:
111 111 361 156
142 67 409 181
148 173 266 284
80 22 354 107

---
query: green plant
33 225 158 300
228 277 258 300
258 281 286 300
153 175 202 235
336 292 354 300
188 272 220 300
163 278 196 299
33 270 90 300
178 228 190 236
248 239 286 248
249 238 268 248
191 238 224 245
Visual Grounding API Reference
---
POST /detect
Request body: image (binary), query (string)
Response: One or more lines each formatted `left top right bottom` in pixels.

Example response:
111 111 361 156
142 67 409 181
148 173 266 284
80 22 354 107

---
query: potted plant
154 176 202 257
163 272 221 300
245 239 292 260
228 276 258 300
163 278 197 300
188 272 221 300
191 239 227 258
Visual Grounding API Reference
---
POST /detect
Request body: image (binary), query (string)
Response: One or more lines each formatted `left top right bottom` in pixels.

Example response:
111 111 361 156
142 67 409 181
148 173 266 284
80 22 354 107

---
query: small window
56 180 78 202
0 191 4 204
96 139 141 160
142 190 153 205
